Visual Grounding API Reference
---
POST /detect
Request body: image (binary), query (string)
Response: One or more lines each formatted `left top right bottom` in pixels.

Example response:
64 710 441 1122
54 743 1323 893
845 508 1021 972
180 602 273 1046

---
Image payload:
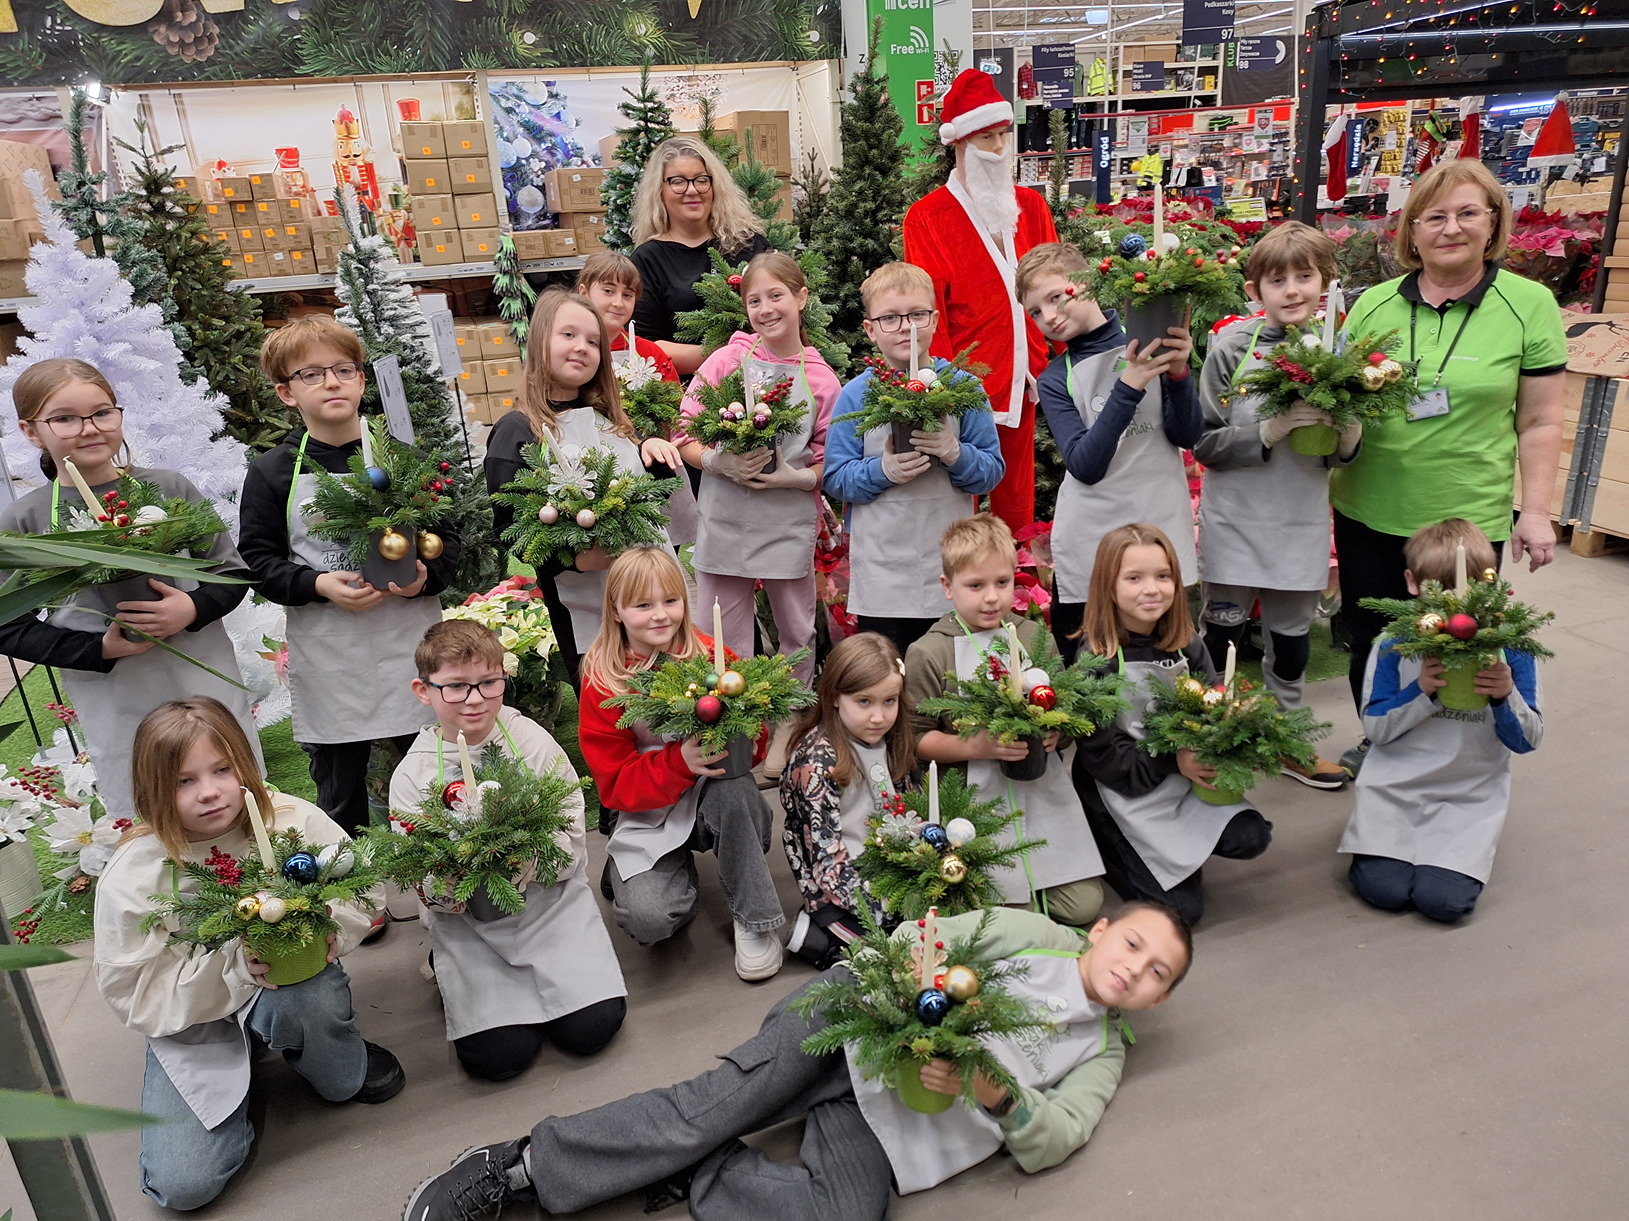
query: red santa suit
904 179 1057 529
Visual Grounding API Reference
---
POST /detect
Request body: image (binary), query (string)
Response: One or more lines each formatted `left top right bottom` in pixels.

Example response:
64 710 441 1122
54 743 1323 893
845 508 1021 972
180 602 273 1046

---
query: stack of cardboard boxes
452 317 522 424
200 171 331 280
503 166 607 262
713 110 794 222
0 141 61 297
403 121 501 266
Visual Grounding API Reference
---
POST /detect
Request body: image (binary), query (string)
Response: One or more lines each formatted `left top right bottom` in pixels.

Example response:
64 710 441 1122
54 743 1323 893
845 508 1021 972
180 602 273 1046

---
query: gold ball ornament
377 529 410 561
1416 612 1445 635
1177 676 1206 697
1201 688 1225 708
235 895 262 920
257 896 287 923
1483 567 1498 583
1360 364 1389 391
716 669 747 697
942 964 981 1002
417 531 444 559
939 853 968 883
1379 359 1404 384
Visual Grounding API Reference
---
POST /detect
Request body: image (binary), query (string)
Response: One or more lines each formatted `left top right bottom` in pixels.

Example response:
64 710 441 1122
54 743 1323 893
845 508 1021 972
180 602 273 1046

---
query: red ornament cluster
13 764 60 800
1270 355 1316 385
206 846 243 887
986 654 1008 681
46 701 78 726
96 489 131 527
879 792 908 819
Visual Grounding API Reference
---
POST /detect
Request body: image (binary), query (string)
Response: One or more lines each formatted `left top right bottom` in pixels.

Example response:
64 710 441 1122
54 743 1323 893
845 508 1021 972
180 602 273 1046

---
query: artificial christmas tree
492 233 537 359
732 142 796 251
1047 107 1070 229
791 150 829 247
601 62 677 252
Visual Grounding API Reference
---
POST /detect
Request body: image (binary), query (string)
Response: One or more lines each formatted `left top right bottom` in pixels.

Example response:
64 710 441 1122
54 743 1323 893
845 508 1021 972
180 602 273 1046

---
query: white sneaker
733 921 784 981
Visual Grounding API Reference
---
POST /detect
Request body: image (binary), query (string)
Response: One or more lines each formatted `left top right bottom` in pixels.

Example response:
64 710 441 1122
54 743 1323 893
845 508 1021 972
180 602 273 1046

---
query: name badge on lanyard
1405 301 1470 423
1406 386 1450 421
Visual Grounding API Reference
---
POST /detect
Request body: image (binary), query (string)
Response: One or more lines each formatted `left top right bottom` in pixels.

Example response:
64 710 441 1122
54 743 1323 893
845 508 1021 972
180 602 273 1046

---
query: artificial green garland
605 649 816 755
1360 572 1554 664
1140 674 1330 795
833 346 992 436
1237 327 1415 428
304 417 455 569
917 630 1127 744
493 442 678 568
686 367 805 454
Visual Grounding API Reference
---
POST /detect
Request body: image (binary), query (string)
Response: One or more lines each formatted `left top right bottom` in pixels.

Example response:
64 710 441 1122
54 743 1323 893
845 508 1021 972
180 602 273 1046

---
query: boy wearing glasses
239 316 462 835
389 620 626 1081
823 262 1005 654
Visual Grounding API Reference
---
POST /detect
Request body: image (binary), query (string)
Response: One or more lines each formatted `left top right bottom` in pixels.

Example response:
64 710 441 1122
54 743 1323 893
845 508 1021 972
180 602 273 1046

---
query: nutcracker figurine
332 105 380 211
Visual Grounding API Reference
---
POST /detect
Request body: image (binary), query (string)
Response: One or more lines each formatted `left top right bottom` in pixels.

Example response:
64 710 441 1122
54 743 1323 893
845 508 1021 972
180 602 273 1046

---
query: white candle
1004 624 1024 699
457 730 476 784
712 599 726 671
928 761 940 824
743 367 754 416
920 905 937 990
1223 641 1237 693
627 319 636 349
909 320 919 375
1152 183 1164 252
1322 279 1343 349
1454 541 1468 593
359 417 375 468
60 458 102 516
241 786 276 873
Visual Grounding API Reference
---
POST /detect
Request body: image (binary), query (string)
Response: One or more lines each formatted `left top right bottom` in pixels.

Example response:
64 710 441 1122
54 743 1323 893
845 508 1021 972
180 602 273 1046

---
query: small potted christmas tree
492 442 678 569
834 343 990 460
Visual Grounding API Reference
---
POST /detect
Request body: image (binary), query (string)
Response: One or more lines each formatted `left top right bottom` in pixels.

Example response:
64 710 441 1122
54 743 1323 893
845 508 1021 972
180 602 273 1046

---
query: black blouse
629 233 774 343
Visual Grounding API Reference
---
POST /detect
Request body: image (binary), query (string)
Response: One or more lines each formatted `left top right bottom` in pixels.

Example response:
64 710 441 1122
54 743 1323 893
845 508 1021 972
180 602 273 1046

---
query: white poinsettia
63 505 102 532
502 650 521 676
45 804 122 878
59 755 97 804
614 354 661 392
0 805 37 845
541 444 599 503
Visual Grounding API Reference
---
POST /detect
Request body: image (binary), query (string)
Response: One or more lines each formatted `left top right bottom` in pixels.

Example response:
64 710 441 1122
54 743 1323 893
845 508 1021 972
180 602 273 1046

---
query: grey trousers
529 971 892 1220
1201 584 1324 708
608 773 786 944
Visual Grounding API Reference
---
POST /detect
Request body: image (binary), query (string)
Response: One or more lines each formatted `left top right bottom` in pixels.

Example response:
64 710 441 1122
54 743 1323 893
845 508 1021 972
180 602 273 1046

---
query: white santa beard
960 144 1019 244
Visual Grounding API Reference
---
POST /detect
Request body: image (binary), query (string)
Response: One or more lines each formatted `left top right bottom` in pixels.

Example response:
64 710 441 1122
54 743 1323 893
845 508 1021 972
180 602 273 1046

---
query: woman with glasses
628 136 772 376
1329 159 1567 777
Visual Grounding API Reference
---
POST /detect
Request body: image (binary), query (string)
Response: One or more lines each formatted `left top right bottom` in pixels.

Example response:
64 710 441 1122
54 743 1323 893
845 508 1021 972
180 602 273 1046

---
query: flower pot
1122 293 1189 352
1287 422 1342 456
259 934 330 987
1192 780 1248 806
101 573 171 643
464 877 523 923
717 734 757 780
891 418 942 467
1000 734 1049 782
361 529 420 592
895 1061 955 1114
0 839 42 920
1437 656 1489 711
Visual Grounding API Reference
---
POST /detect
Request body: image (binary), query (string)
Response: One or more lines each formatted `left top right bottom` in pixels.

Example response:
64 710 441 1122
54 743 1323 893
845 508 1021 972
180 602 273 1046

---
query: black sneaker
1339 739 1371 779
404 1139 533 1221
350 1041 406 1104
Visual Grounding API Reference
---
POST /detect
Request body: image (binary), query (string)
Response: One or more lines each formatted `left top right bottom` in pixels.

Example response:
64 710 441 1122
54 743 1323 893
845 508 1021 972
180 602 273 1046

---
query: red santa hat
1526 96 1577 170
938 69 1014 146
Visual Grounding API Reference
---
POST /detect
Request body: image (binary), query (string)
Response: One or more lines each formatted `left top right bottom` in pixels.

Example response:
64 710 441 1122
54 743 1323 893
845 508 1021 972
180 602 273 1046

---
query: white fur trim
1321 116 1347 152
942 100 1014 145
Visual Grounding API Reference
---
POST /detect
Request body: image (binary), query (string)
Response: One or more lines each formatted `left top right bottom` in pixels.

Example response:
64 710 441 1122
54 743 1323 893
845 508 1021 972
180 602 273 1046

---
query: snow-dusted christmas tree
0 173 245 520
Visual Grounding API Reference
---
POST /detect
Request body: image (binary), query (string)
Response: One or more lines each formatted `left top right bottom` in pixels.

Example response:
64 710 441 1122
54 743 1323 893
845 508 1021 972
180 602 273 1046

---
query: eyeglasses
289 362 363 387
868 309 936 333
424 676 507 703
1411 207 1493 232
39 406 124 438
663 174 713 193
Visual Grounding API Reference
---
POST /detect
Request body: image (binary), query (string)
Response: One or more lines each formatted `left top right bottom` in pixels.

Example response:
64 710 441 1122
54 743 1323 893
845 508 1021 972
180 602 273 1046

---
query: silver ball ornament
944 817 977 847
538 504 559 524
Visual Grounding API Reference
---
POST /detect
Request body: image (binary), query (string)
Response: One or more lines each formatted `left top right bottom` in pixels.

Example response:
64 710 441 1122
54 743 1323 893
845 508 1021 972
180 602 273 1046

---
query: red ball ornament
1193 257 1205 268
1445 613 1479 641
1064 285 1077 297
1134 271 1147 282
1098 259 1112 272
726 274 743 288
1027 685 1057 711
1369 352 1386 365
905 379 927 393
695 695 724 724
441 780 466 809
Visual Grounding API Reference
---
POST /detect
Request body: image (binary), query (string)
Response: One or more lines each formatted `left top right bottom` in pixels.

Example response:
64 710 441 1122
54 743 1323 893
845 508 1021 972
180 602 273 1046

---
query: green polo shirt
1329 264 1567 541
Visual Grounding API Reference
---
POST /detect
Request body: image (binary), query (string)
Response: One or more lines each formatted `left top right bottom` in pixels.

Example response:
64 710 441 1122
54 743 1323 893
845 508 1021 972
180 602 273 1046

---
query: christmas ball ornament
235 895 261 920
378 529 410 561
538 504 559 525
919 822 951 853
1099 258 1112 273
942 965 981 1002
441 779 467 808
915 368 938 385
1360 365 1388 391
1379 359 1404 384
1201 688 1225 708
365 465 391 492
1133 271 1147 282
727 274 743 288
1178 676 1206 696
940 853 967 884
1161 232 1181 252
1369 352 1387 365
1027 685 1057 711
257 896 287 923
905 379 927 393
944 817 977 847
695 695 724 724
1064 285 1077 297
703 671 720 691
1483 567 1498 583
916 988 952 1026
417 531 444 559
1416 612 1445 635
1118 233 1147 257
1445 613 1479 641
282 852 320 885
717 669 747 697
316 843 354 878
1193 257 1206 269
576 508 597 529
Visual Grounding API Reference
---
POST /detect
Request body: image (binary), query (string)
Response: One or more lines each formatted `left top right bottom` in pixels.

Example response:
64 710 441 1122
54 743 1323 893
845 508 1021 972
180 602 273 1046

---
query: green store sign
867 0 937 133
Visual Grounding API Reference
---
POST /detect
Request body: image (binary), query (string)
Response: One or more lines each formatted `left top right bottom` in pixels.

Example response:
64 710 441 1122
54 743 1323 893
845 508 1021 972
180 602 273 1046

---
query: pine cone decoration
148 0 220 64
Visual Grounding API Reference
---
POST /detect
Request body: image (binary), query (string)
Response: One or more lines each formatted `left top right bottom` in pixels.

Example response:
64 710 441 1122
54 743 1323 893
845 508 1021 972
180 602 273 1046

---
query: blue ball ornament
365 465 391 492
919 823 951 854
1118 233 1148 258
916 988 952 1027
281 852 320 886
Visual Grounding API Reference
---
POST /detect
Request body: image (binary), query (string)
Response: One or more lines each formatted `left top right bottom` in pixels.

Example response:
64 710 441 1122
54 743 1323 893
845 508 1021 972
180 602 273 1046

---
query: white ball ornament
315 843 354 878
945 817 977 847
576 508 597 528
257 896 288 923
538 504 559 525
1302 333 1323 349
915 367 939 385
1161 231 1181 252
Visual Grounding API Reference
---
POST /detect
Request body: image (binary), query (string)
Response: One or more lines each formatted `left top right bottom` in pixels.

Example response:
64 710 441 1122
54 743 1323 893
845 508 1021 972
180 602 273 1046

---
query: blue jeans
1348 855 1484 923
138 963 367 1211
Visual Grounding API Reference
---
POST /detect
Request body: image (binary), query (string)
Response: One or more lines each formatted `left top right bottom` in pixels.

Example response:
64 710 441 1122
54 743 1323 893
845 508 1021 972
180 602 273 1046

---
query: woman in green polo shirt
1332 159 1566 774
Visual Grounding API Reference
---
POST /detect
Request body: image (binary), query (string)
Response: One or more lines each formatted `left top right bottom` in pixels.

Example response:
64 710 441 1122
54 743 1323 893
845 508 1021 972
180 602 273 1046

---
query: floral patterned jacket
779 727 886 923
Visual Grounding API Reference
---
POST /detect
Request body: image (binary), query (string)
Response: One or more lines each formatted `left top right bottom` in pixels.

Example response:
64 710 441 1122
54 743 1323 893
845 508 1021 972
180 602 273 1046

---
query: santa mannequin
904 69 1059 529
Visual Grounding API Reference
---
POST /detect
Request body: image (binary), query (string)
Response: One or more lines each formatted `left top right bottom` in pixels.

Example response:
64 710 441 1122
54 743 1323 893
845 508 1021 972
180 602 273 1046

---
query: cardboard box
454 324 479 358
463 393 490 424
457 363 487 395
460 227 501 260
598 134 624 167
405 159 451 196
272 221 311 251
285 247 315 275
213 227 240 253
443 121 487 156
544 229 578 257
309 214 343 239
476 321 515 358
482 358 521 391
455 193 498 229
258 224 281 248
238 250 268 279
314 247 340 274
509 229 552 260
198 200 230 225
0 141 56 220
236 225 264 252
716 109 792 174
216 176 252 200
0 258 27 297
251 199 279 222
448 157 492 194
412 195 457 231
230 200 254 221
278 196 314 223
543 167 606 213
263 249 293 277
418 231 465 265
0 218 28 262
489 391 518 422
247 172 279 200
400 121 448 160
173 174 206 201
572 224 607 253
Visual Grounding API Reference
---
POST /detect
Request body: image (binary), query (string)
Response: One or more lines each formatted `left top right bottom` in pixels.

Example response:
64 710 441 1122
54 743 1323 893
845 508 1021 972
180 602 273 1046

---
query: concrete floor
4 547 1628 1220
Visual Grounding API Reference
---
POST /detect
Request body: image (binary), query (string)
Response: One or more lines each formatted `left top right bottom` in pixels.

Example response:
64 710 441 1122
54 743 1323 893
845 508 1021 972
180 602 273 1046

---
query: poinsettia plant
442 575 560 724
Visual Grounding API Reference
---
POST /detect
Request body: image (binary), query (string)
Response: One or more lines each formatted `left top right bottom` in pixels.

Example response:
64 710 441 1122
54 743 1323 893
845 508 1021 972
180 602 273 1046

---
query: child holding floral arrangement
1339 519 1546 922
0 357 259 825
823 262 1006 656
385 620 626 1080
95 697 403 1211
578 547 789 980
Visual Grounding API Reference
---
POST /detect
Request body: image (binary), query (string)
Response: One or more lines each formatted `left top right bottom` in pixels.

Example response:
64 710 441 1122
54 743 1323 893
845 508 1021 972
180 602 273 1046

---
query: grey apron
44 477 261 823
1096 650 1245 890
612 347 698 546
837 740 894 868
846 416 975 619
1052 349 1197 601
421 721 627 1040
604 720 705 880
954 625 1105 902
1197 321 1334 591
692 342 818 581
283 435 441 744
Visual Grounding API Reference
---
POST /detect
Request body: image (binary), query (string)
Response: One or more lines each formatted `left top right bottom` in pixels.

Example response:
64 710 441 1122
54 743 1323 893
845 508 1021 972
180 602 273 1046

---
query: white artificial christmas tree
0 173 246 521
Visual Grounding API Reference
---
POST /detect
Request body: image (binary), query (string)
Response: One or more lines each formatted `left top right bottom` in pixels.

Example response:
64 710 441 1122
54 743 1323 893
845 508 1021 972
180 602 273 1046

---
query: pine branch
606 650 816 755
304 419 458 570
1360 574 1555 664
613 355 685 438
493 442 678 568
918 632 1128 744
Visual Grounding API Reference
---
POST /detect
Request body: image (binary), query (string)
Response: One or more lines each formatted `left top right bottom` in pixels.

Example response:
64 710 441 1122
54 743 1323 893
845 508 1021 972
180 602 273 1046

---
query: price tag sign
372 354 416 445
426 309 462 379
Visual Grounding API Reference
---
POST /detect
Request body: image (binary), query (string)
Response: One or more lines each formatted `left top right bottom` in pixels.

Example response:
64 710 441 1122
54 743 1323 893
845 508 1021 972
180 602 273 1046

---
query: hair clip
895 658 907 677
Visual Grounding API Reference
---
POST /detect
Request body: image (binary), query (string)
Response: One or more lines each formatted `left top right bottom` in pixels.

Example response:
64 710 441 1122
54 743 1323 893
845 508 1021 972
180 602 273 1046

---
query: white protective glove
1259 400 1325 449
702 445 771 483
1337 415 1363 458
910 418 962 466
881 435 931 484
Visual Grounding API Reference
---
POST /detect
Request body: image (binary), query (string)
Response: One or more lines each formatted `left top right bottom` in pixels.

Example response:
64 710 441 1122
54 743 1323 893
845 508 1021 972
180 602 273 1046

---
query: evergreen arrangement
687 367 803 454
605 649 817 756
857 771 1038 920
601 63 677 252
1237 326 1414 454
305 418 456 570
835 347 991 436
368 741 583 917
1074 218 1244 324
493 442 678 568
673 247 848 372
792 908 1053 1110
491 233 538 359
1141 673 1330 797
917 630 1127 745
1360 572 1555 665
613 352 685 439
41 473 230 586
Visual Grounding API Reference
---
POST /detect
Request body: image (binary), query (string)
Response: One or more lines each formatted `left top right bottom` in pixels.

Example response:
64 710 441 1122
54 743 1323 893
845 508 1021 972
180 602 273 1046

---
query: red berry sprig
12 907 40 943
205 845 242 887
1269 355 1315 385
